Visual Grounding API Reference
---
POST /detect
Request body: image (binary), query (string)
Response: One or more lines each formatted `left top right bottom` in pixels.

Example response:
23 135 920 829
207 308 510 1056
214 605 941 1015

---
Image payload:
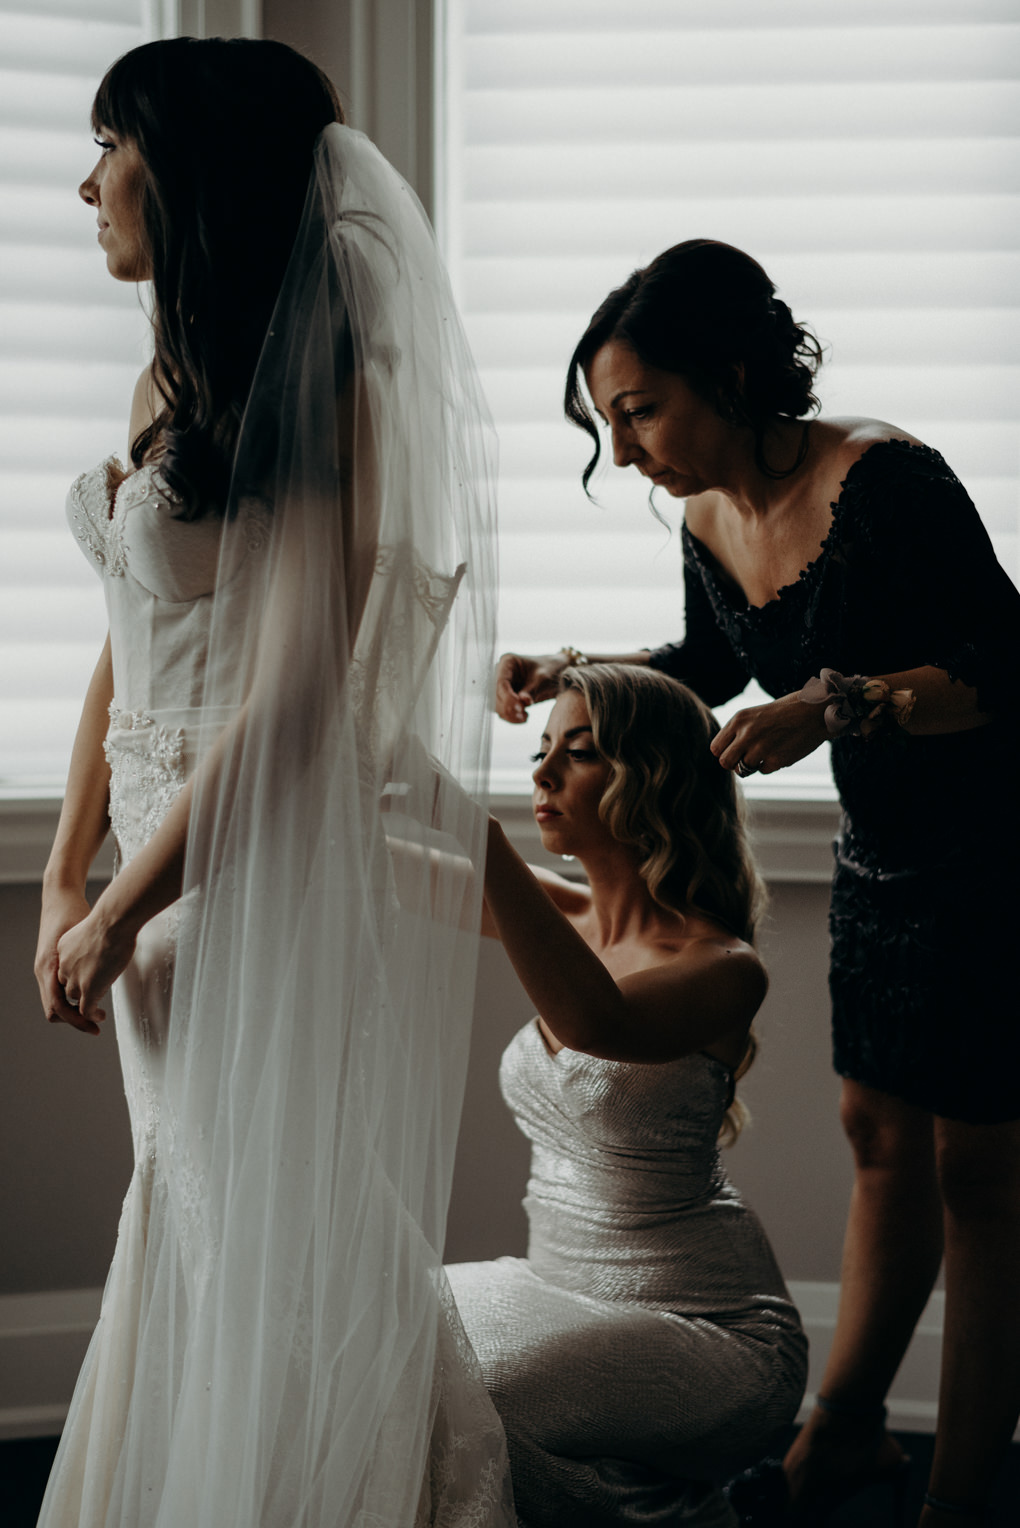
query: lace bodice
66 457 267 716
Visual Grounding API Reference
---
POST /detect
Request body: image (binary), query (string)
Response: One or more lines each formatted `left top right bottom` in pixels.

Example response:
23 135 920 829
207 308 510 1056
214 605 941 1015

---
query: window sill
0 791 841 887
0 795 115 886
491 793 840 886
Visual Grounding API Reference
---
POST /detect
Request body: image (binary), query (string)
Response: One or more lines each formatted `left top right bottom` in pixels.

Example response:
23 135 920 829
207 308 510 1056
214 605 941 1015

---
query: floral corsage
798 669 916 738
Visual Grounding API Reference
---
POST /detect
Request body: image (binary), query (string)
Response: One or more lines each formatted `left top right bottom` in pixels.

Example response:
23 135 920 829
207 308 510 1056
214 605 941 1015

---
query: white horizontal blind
0 0 150 789
443 0 1020 797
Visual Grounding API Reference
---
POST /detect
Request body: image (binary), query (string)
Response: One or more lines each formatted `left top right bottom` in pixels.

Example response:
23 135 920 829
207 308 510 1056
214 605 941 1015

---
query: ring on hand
736 758 758 778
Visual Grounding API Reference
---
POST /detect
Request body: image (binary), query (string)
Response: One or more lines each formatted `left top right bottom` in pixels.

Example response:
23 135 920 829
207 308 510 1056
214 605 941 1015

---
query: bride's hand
35 887 98 1034
54 905 137 1036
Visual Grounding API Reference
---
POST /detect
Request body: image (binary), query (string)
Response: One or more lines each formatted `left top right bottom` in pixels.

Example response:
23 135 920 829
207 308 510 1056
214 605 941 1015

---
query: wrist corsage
798 669 916 738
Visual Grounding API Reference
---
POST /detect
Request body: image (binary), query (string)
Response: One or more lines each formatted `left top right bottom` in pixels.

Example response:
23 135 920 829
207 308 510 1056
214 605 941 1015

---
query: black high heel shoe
724 1395 912 1526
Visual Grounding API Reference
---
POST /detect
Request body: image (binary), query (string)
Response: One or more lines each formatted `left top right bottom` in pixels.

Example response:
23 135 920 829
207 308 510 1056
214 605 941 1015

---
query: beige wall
0 882 132 1296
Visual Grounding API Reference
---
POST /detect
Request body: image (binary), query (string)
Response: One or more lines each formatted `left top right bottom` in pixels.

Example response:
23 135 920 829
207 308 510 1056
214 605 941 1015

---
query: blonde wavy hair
560 664 767 1143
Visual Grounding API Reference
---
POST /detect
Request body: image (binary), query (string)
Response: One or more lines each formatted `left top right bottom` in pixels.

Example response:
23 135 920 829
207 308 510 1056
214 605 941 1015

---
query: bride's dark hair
92 37 344 518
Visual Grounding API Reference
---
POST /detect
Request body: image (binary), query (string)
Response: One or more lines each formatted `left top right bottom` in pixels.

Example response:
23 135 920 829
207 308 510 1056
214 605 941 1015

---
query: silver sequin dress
447 1020 807 1528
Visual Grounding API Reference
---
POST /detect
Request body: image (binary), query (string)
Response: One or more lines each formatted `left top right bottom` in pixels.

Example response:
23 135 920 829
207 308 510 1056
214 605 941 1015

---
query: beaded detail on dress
67 456 129 575
103 703 186 865
500 1020 794 1315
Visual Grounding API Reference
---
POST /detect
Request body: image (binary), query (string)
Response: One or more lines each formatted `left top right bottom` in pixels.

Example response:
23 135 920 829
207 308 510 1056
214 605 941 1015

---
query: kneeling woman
448 665 807 1527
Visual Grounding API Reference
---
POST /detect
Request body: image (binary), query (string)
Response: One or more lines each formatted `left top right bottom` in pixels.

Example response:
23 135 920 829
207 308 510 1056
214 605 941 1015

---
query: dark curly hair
564 238 823 491
92 37 344 518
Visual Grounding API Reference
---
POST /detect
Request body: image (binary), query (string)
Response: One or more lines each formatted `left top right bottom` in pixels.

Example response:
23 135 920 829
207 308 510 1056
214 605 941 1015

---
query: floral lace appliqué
415 1285 514 1527
104 704 186 860
68 457 193 580
67 457 128 576
238 495 271 553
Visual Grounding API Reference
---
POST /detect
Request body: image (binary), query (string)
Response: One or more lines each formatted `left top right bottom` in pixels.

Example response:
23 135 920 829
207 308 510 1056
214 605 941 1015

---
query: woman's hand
711 693 829 776
35 887 98 1033
52 904 137 1037
494 652 568 722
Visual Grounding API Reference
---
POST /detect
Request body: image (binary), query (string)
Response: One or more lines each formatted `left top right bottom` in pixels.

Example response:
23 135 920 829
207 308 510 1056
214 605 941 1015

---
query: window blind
0 0 150 789
442 0 1020 796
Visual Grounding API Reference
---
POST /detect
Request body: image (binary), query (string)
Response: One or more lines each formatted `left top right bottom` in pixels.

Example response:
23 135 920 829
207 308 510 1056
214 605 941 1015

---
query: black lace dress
648 439 1020 1123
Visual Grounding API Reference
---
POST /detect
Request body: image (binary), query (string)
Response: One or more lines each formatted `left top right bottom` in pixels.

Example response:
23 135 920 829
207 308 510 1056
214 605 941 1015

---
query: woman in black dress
495 240 1020 1527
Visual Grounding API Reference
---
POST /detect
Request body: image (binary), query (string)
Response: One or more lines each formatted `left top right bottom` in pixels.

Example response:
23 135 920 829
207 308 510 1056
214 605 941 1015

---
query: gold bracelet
560 645 589 667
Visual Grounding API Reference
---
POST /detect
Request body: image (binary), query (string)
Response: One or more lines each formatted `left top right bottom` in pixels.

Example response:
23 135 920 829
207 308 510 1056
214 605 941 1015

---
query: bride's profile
33 36 513 1527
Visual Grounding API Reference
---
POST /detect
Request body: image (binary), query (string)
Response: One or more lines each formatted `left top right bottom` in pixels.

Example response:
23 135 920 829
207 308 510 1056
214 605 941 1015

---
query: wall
262 0 436 218
0 881 132 1298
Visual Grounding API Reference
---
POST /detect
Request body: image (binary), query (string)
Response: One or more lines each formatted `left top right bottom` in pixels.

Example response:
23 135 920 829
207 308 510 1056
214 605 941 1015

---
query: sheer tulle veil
84 124 512 1525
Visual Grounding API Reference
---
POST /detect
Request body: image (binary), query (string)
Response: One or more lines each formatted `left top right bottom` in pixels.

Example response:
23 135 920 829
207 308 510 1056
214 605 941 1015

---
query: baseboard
789 1280 1017 1441
788 1280 944 1436
0 1287 102 1442
2 1279 1012 1445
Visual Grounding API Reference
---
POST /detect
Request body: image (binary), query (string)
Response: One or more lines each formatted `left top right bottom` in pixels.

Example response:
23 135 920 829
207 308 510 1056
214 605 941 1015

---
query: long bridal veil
78 125 511 1526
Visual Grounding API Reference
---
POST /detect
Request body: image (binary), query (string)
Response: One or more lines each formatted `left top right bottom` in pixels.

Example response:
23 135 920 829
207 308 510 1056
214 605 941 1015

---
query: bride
33 36 513 1528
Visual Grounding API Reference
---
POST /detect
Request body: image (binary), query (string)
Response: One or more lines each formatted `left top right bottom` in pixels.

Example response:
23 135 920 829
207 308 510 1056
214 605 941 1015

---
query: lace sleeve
647 554 751 706
845 441 1020 714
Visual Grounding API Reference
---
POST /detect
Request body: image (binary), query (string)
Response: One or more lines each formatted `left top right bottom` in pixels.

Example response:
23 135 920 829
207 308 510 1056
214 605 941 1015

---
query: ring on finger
736 758 759 778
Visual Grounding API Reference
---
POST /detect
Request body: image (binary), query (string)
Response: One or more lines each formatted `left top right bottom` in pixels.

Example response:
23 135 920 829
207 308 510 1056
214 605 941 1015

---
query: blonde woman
448 665 807 1528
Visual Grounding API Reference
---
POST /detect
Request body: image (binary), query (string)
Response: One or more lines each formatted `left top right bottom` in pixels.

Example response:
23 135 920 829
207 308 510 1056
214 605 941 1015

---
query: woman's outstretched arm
495 649 651 723
482 818 765 1064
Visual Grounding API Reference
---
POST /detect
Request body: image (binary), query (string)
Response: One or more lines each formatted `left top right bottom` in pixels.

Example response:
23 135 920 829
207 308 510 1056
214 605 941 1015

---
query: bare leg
783 1080 944 1512
918 1117 1020 1528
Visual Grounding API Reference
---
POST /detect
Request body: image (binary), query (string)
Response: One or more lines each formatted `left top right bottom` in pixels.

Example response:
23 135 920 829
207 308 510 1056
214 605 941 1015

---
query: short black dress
648 439 1020 1123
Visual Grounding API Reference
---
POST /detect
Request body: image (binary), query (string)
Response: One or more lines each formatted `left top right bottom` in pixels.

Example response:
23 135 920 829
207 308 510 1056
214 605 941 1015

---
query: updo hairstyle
564 238 823 489
92 37 344 517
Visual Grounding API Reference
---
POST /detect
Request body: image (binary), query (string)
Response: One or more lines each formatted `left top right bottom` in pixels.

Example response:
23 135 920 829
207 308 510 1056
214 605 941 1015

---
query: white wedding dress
38 454 513 1527
39 123 512 1527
